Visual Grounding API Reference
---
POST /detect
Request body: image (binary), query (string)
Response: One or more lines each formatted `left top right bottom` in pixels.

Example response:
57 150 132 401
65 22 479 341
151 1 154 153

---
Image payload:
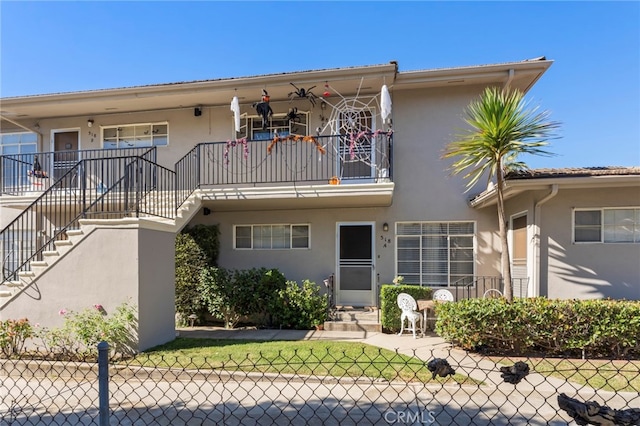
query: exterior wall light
383 223 389 232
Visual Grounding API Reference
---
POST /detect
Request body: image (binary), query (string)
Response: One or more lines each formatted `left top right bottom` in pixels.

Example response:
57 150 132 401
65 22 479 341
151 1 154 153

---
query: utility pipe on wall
532 184 558 297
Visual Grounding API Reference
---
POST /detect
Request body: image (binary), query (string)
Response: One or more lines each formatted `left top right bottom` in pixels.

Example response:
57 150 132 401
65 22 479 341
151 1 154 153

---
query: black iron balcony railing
175 132 393 210
0 147 156 196
0 148 177 284
449 276 530 299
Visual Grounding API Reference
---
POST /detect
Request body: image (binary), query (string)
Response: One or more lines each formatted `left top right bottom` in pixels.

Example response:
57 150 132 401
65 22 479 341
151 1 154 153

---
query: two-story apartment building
1 58 638 350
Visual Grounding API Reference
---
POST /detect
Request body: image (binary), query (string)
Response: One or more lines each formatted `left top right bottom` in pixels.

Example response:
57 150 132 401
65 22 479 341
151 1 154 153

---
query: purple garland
348 130 393 160
224 137 249 165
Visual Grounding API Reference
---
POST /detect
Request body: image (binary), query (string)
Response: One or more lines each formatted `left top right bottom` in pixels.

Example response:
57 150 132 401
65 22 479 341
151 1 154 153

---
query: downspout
532 184 558 297
503 69 515 90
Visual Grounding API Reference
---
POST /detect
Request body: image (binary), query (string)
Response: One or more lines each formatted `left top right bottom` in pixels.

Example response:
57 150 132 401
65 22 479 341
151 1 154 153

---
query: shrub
182 224 220 267
252 268 287 327
175 233 208 325
436 298 640 357
198 267 287 329
0 318 33 358
37 302 138 358
380 284 432 333
270 280 329 330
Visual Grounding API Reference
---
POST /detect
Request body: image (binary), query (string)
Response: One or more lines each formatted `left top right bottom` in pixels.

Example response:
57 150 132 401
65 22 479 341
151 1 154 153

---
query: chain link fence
1 342 639 425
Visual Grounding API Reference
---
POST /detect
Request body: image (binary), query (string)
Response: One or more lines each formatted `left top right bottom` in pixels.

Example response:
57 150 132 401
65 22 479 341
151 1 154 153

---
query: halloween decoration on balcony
288 83 317 107
27 155 48 181
252 89 272 129
230 96 241 134
224 137 249 166
267 134 326 155
381 84 392 124
284 107 302 125
322 83 331 98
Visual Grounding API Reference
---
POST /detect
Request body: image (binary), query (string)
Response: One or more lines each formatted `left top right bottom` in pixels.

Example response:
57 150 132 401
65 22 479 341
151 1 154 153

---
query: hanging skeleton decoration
252 89 273 129
288 83 317 107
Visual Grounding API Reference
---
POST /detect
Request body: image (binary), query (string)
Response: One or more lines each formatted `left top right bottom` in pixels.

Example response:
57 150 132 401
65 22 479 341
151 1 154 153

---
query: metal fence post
98 341 109 426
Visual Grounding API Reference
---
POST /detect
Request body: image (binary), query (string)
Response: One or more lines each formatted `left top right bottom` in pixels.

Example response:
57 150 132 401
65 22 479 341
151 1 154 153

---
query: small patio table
416 299 436 336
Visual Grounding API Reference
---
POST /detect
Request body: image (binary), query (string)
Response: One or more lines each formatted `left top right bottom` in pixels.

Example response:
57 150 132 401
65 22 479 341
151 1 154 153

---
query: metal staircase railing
0 147 155 196
0 147 177 285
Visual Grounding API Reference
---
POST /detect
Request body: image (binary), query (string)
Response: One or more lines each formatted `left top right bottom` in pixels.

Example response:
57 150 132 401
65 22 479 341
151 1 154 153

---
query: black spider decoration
288 83 317 107
252 89 273 129
284 107 302 124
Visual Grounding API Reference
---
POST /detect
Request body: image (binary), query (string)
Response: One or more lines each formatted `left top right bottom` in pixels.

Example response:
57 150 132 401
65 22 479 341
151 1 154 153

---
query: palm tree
443 86 560 301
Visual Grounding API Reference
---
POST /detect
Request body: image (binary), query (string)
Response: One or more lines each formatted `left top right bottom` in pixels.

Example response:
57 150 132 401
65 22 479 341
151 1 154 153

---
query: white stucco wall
183 83 503 291
504 186 640 300
540 187 640 300
0 221 176 351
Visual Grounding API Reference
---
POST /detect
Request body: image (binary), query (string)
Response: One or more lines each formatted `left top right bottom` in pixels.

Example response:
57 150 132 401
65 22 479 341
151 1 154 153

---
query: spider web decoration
315 78 393 179
213 79 392 182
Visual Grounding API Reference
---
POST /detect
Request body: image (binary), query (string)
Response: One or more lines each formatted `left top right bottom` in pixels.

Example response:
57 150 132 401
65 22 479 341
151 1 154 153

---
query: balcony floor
197 181 395 211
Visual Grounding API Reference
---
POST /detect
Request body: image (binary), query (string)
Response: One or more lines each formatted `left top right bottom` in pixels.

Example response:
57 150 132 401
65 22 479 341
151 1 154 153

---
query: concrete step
66 229 84 237
30 261 48 270
332 308 379 322
324 308 382 332
18 271 35 279
54 239 73 248
323 320 381 333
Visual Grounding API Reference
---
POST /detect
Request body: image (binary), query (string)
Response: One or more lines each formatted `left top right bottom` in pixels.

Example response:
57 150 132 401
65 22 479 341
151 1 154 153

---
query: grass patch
131 338 478 385
493 357 640 392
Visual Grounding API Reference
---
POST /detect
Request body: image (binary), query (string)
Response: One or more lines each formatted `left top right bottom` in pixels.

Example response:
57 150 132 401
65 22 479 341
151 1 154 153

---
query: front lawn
136 338 479 385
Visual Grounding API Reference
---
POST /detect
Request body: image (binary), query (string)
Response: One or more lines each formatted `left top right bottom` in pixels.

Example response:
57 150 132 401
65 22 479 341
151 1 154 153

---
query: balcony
1 133 394 213
175 132 395 211
1 147 155 196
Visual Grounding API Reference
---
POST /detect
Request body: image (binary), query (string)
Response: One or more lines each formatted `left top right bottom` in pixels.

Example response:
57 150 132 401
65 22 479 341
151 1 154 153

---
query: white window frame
241 112 309 141
234 224 310 250
573 207 640 243
395 221 476 287
101 122 169 149
0 132 38 155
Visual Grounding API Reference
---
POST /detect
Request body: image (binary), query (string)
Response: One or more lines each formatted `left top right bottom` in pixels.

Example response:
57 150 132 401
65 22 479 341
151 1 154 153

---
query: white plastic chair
483 288 503 299
426 289 455 331
432 289 454 302
397 293 423 338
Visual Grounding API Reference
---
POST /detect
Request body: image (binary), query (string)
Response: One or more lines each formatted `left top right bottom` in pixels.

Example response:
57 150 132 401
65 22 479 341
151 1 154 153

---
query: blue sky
1 1 638 169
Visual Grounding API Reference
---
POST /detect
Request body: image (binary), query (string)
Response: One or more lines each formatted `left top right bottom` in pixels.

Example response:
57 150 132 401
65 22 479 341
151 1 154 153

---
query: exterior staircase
0 228 86 303
0 192 203 307
323 307 382 332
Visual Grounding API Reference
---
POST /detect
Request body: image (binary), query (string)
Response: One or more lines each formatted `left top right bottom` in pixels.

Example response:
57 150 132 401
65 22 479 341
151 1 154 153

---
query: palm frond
442 86 561 191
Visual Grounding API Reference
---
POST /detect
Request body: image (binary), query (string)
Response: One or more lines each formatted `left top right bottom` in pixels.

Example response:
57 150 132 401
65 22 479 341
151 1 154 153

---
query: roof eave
470 174 640 208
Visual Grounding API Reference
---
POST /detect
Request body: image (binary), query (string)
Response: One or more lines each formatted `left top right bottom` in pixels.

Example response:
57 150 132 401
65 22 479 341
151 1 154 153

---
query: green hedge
436 298 640 357
380 285 432 333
